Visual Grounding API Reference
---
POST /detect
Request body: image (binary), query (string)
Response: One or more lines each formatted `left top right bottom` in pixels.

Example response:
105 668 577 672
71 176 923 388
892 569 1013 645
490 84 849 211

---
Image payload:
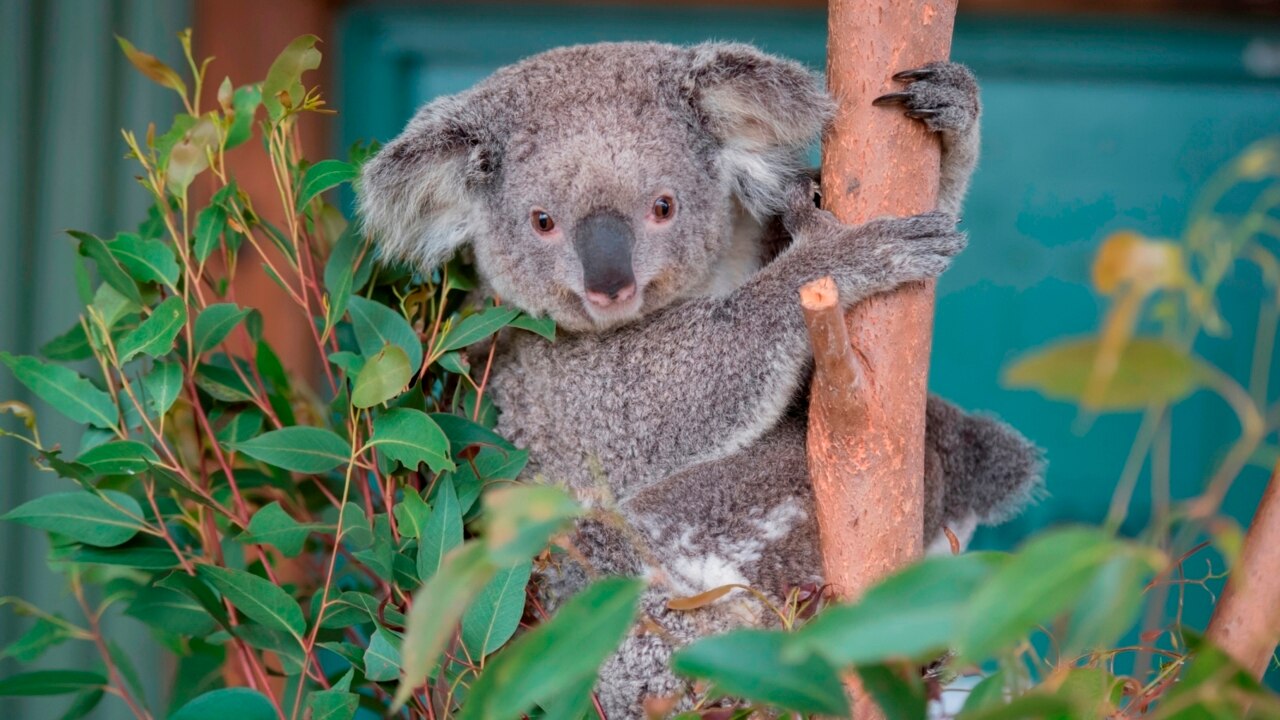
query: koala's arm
498 192 964 485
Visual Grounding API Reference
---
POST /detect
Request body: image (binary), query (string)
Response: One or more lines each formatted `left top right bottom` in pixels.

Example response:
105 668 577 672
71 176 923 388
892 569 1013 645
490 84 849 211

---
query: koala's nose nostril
585 282 636 309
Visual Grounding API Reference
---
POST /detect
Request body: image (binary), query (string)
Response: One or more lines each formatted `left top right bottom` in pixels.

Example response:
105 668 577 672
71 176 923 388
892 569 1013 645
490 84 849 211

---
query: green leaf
509 313 556 341
458 577 644 720
3 490 143 547
792 552 1004 666
240 501 312 557
957 528 1123 661
72 542 182 569
59 689 104 720
417 475 463 581
126 585 218 636
857 664 927 720
960 671 1007 714
2 353 117 428
109 232 180 288
214 409 264 445
323 227 373 340
232 426 350 473
393 487 430 540
1063 553 1155 656
116 35 187 96
2 617 73 663
193 203 227 264
225 86 261 150
1003 337 1208 411
197 565 305 638
339 502 372 549
482 484 582 565
297 159 357 210
75 440 160 476
307 676 359 720
461 560 532 659
194 363 254 403
116 296 186 362
364 629 402 682
0 670 105 696
170 688 277 720
394 542 496 709
351 344 411 408
673 630 849 716
72 230 142 305
369 408 455 475
193 303 254 356
348 295 423 374
40 322 93 361
262 34 321 121
437 306 521 353
141 361 183 418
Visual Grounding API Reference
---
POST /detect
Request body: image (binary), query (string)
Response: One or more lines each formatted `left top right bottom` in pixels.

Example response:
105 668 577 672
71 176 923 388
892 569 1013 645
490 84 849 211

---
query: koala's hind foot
873 62 981 214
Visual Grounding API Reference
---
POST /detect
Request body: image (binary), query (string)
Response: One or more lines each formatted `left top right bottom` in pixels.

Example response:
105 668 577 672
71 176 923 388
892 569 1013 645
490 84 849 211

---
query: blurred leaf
166 118 217 194
225 85 261 150
231 426 350 473
193 203 227 265
109 233 180 289
241 501 312 557
214 408 264 445
793 553 1003 666
0 670 105 696
348 296 423 374
72 542 182 570
1092 231 1186 295
351 345 411 408
957 528 1123 661
126 585 217 637
193 303 254 356
116 296 186 362
393 487 430 540
482 484 581 565
857 663 927 720
116 36 187 96
194 363 254 403
369 408 455 475
960 671 1007 713
436 306 521 354
459 577 644 720
1003 338 1207 411
40 322 93 361
1 617 73 663
418 476 463 581
297 159 356 210
509 313 556 341
393 542 495 709
58 689 104 720
957 694 1074 720
169 688 276 720
3 490 143 547
76 440 160 476
71 230 142 305
197 565 305 638
364 629 402 682
262 34 321 121
674 629 848 716
1063 553 1156 656
461 560 532 659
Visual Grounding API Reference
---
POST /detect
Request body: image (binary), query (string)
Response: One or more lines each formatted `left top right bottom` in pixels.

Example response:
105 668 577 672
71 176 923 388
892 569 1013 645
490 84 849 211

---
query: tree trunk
808 2 957 716
1205 461 1280 679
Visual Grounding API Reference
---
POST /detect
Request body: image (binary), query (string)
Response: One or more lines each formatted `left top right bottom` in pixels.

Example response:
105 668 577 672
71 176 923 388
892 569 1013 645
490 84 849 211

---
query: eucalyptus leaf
116 296 186 362
2 352 118 428
231 426 350 473
197 565 306 638
3 490 144 547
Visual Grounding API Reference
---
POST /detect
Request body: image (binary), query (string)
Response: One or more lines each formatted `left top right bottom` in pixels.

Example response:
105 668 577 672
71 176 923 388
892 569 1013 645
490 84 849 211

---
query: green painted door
335 4 1280 681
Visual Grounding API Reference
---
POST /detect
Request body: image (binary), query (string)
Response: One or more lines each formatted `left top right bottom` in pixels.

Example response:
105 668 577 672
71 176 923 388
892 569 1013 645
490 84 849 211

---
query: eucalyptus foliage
2 31 1278 720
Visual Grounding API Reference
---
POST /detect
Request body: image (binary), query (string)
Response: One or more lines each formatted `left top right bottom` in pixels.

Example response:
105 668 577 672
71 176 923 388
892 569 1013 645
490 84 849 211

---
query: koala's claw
876 62 979 136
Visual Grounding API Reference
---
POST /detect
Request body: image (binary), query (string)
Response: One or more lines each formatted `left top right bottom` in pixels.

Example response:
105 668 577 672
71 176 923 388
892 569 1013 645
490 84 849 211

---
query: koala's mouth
580 283 646 327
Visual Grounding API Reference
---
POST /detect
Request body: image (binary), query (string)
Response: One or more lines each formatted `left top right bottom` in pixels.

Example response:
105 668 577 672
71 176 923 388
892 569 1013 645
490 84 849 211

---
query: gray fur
359 41 1041 718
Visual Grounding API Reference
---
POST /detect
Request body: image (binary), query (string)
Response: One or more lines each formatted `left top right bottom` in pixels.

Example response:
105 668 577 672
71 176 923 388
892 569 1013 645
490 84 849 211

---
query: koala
359 42 1042 718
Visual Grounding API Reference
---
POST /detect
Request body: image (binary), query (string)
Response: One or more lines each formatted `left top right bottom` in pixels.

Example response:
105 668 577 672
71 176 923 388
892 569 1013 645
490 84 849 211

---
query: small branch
800 277 865 426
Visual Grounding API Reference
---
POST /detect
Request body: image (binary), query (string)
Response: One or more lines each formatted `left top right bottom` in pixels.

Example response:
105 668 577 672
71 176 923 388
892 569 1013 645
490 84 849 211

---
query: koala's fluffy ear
685 43 834 218
358 95 497 271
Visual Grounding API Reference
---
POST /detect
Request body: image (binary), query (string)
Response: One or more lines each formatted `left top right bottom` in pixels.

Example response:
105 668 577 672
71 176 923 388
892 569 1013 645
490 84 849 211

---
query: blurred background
2 0 1278 716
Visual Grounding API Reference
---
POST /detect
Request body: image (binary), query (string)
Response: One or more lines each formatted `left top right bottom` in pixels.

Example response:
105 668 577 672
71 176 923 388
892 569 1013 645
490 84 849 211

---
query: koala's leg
922 395 1044 552
492 196 964 498
873 62 981 215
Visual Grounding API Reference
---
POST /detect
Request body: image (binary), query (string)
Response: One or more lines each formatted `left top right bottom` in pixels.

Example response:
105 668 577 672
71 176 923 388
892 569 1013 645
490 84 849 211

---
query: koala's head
359 42 832 332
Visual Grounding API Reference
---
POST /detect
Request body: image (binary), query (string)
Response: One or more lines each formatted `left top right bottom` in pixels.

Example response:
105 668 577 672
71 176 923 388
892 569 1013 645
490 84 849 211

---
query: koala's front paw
873 62 979 137
849 211 967 289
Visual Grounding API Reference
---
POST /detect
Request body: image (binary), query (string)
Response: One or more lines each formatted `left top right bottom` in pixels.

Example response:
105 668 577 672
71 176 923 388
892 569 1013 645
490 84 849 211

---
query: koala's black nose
575 210 637 307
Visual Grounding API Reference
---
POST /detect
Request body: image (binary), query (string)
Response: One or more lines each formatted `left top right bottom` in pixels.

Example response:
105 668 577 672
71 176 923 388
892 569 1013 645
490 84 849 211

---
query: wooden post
807 1 957 716
1205 462 1280 679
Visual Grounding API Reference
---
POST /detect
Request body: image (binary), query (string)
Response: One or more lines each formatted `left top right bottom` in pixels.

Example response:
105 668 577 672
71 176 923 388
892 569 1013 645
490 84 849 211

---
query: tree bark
1205 461 1280 679
809 2 957 716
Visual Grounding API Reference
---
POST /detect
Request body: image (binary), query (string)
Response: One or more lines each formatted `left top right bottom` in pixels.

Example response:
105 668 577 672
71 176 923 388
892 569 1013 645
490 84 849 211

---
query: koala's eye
531 210 556 234
651 195 675 222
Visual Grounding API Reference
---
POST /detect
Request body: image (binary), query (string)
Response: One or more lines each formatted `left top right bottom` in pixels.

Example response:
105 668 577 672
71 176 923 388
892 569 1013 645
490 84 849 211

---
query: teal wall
335 3 1280 680
1 1 191 717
